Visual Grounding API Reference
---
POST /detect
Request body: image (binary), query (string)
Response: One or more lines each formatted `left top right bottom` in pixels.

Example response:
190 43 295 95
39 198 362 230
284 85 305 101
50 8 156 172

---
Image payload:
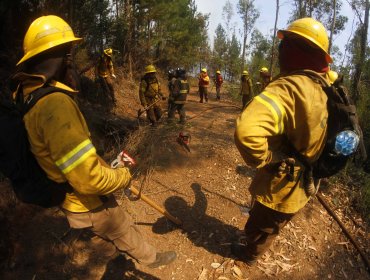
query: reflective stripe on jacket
172 79 189 104
235 73 329 213
22 79 131 212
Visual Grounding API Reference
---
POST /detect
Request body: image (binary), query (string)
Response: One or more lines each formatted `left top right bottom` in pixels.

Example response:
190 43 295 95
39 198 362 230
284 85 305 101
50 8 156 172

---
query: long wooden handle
129 186 182 225
99 156 182 225
138 98 162 117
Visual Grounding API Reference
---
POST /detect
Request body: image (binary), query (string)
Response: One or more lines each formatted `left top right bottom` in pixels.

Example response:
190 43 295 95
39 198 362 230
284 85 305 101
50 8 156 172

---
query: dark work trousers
242 94 252 109
168 103 186 123
99 76 115 103
199 86 208 103
216 86 221 100
146 99 162 125
242 201 294 263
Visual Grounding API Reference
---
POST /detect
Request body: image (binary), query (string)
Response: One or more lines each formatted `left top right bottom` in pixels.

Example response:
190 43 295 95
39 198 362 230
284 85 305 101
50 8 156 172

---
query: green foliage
288 0 348 32
225 33 243 81
248 30 272 80
237 0 260 66
130 0 209 70
213 24 228 70
237 0 260 35
224 83 241 102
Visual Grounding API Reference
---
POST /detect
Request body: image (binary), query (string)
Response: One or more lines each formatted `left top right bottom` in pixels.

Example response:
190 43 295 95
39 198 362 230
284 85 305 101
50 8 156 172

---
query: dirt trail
1 86 369 280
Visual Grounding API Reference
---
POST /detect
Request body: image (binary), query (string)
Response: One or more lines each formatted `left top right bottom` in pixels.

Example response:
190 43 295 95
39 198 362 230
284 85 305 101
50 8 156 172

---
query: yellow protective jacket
198 73 210 87
97 55 114 78
18 74 131 213
235 73 329 214
139 77 162 107
240 76 253 96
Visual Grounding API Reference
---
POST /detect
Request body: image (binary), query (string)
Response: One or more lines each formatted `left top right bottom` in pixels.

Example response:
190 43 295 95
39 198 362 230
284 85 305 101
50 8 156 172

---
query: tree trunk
328 0 337 54
68 0 73 26
115 0 119 19
124 0 134 76
241 34 247 71
269 0 279 76
352 0 369 103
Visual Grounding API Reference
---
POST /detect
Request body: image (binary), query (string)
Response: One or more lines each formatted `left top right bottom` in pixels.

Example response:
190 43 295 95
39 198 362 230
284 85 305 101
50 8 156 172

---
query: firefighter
167 69 177 113
13 15 176 268
167 69 177 92
240 70 253 109
96 47 116 104
198 68 210 103
214 70 223 101
256 67 271 93
139 65 165 126
233 18 332 267
168 68 189 124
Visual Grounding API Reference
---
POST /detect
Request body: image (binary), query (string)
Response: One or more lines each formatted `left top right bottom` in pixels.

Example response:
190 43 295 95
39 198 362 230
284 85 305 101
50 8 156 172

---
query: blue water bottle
334 130 359 156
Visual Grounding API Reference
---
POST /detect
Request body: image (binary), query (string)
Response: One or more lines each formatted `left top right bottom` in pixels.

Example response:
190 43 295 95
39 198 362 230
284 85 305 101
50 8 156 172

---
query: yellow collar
48 80 78 93
20 79 78 100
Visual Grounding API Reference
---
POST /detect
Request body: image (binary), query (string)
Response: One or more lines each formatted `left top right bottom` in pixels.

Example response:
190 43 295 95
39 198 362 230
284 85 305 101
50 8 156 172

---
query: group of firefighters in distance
98 48 272 126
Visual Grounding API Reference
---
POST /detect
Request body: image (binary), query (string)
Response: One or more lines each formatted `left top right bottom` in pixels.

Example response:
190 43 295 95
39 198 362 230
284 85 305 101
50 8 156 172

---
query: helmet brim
17 37 82 66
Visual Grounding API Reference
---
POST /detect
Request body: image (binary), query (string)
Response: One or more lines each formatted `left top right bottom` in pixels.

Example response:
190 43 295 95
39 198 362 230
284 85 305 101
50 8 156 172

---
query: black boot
147 251 177 268
230 243 256 266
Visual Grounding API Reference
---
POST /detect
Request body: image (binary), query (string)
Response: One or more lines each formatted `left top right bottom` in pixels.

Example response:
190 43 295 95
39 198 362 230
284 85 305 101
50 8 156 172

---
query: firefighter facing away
97 47 117 104
198 68 210 103
13 15 176 268
139 64 165 126
167 68 190 124
240 70 253 109
233 18 332 267
214 70 223 101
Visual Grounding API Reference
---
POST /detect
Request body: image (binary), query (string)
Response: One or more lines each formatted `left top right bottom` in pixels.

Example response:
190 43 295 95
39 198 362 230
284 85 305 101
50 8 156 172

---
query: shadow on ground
101 255 160 280
152 183 239 259
0 181 162 280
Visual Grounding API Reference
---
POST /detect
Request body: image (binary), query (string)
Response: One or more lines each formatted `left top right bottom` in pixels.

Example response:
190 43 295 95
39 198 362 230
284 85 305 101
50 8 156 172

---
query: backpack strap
22 86 73 115
288 69 331 88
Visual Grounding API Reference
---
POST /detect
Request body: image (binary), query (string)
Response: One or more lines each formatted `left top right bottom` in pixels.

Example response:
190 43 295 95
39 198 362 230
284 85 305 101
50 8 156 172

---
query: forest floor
0 75 369 280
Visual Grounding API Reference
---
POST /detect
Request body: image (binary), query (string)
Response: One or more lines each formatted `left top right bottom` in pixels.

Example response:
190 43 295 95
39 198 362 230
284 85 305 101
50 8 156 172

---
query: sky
193 0 357 55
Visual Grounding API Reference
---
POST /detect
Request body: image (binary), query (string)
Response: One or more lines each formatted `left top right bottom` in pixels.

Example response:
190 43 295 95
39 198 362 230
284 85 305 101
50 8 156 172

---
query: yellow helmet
242 70 249 75
201 68 207 73
216 70 221 74
17 15 82 65
104 48 113 57
327 70 338 84
277 17 332 63
145 64 156 74
260 67 268 73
